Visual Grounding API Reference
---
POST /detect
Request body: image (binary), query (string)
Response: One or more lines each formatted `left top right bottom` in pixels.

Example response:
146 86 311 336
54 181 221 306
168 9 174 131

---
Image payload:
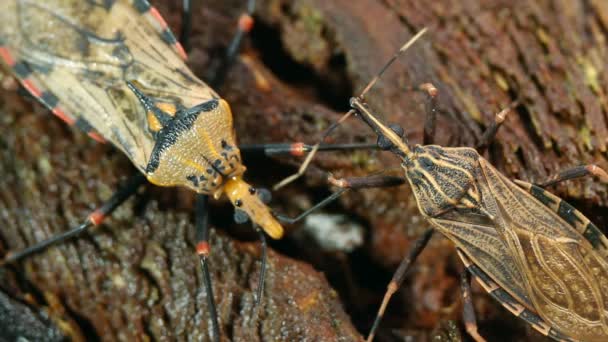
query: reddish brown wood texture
1 0 607 341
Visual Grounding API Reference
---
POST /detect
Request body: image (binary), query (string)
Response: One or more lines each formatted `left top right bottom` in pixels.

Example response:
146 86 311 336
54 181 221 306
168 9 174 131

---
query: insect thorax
144 99 245 196
403 145 482 217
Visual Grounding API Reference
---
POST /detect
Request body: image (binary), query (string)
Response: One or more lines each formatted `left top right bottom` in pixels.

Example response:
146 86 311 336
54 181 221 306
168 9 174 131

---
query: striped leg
1 174 146 266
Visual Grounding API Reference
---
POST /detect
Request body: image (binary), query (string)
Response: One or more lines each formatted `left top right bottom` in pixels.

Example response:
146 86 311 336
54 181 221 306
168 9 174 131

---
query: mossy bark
1 1 606 341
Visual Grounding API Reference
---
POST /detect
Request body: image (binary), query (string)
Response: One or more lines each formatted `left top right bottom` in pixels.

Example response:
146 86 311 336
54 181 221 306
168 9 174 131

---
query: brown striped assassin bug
0 0 376 340
275 29 608 341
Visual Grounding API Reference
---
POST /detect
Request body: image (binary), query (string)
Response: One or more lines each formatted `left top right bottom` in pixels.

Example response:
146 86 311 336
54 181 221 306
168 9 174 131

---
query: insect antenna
359 28 428 99
273 28 427 190
254 226 267 307
275 168 405 224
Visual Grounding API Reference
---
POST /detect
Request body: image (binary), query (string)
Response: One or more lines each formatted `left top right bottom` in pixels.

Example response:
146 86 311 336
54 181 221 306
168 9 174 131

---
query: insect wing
0 0 220 174
429 213 534 310
457 250 575 342
477 158 608 341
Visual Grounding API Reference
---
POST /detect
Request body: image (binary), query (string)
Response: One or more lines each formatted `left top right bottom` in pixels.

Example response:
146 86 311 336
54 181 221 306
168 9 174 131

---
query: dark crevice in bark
250 17 352 112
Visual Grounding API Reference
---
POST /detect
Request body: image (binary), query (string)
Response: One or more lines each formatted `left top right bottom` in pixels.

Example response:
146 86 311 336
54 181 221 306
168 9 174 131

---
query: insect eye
235 199 243 207
234 208 249 224
257 188 272 204
388 123 404 138
248 187 257 195
377 135 393 150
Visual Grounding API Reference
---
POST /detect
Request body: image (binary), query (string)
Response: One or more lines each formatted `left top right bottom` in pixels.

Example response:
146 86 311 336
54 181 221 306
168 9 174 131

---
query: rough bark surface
1 0 607 341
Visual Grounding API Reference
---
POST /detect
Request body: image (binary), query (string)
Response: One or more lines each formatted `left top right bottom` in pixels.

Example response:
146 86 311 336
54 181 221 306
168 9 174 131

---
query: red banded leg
179 0 194 51
239 142 378 158
209 0 257 87
195 198 268 342
195 194 220 342
1 174 146 266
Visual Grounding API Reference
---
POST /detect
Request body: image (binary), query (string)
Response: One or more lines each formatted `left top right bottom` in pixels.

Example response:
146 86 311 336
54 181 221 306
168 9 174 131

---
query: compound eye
257 188 272 204
234 208 249 224
388 123 404 138
377 135 393 150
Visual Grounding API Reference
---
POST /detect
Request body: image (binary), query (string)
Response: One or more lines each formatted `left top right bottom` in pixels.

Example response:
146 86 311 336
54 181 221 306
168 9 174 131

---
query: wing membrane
0 0 215 171
429 214 533 309
478 158 608 340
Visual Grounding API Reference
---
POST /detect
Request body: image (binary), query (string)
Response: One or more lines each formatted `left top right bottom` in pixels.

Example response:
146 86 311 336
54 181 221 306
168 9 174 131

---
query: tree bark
0 0 607 341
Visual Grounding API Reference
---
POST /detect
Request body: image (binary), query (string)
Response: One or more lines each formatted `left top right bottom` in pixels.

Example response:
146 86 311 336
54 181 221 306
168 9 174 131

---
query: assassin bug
0 0 370 340
276 30 608 341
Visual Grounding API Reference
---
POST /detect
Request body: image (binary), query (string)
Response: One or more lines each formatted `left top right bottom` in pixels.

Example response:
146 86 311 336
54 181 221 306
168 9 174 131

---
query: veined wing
429 212 534 310
0 0 216 172
479 158 608 341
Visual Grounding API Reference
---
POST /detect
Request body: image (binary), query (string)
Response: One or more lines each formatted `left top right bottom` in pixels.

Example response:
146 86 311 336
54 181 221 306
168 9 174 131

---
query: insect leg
460 270 487 342
476 102 518 153
0 174 146 266
195 194 221 342
276 173 405 224
272 109 357 190
420 83 438 145
536 164 608 188
210 0 257 87
366 229 435 342
397 82 438 145
239 142 378 157
180 0 194 51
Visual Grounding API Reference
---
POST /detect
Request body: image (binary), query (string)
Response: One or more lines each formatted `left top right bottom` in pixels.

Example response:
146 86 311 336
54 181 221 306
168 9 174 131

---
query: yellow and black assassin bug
277 30 608 341
0 0 338 340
